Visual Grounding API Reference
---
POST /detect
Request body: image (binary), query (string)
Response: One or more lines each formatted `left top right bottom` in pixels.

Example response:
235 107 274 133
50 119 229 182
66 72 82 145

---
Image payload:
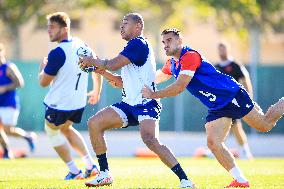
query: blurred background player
0 43 36 159
215 42 253 159
142 28 284 188
79 13 195 188
38 12 102 180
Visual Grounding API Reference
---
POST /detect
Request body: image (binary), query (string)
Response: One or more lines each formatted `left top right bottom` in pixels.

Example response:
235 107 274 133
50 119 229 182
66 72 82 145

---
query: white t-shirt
43 37 94 110
120 36 157 106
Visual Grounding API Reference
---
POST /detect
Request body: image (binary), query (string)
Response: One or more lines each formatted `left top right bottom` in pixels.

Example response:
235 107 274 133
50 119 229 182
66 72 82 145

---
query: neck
58 33 70 43
173 46 183 60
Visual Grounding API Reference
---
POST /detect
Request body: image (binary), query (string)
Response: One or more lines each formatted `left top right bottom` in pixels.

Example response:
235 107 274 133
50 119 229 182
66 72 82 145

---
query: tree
0 0 49 59
201 0 284 99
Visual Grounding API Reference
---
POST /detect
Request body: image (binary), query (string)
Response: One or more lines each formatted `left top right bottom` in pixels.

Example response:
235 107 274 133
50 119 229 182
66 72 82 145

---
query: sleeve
119 38 149 66
232 62 245 80
161 59 172 75
179 51 201 76
44 47 66 76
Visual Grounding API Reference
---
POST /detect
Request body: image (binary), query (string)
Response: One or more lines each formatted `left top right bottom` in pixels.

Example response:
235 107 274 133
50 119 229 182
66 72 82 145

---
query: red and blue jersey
162 46 241 110
0 62 19 108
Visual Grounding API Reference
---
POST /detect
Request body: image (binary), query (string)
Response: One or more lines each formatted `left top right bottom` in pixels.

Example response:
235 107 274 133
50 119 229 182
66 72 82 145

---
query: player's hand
87 90 100 105
0 86 7 94
141 85 154 98
107 80 119 88
39 57 48 72
79 56 95 69
94 67 106 75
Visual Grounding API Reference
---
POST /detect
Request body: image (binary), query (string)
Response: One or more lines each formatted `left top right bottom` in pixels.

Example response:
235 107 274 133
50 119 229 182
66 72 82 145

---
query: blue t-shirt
120 36 149 66
171 46 241 110
0 62 19 108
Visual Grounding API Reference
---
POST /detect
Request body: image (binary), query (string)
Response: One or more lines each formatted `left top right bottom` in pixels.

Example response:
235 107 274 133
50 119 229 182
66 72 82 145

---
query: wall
15 61 284 133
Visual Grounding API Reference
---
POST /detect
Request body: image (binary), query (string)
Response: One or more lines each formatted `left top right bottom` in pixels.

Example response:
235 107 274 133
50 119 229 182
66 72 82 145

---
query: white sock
229 166 248 183
82 154 95 170
242 143 252 158
66 160 80 174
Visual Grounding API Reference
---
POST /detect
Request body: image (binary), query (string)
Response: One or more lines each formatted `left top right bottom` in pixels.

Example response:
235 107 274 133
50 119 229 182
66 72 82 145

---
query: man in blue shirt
0 43 36 159
79 13 195 188
142 28 284 188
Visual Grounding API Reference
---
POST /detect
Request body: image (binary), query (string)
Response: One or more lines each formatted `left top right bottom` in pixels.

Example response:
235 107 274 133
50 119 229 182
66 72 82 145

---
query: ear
178 37 183 45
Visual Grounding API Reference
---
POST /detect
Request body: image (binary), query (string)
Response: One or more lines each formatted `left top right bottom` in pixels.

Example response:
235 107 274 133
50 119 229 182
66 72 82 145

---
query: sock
82 154 95 170
242 143 252 158
3 148 8 155
66 160 80 174
171 163 188 181
97 153 109 172
229 166 248 183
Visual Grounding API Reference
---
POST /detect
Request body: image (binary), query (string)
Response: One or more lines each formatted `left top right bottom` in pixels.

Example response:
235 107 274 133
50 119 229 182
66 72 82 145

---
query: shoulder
180 51 202 64
48 47 66 60
126 37 148 48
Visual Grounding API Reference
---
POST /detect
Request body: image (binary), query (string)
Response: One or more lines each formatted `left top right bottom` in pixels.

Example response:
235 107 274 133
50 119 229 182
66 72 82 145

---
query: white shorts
0 107 19 126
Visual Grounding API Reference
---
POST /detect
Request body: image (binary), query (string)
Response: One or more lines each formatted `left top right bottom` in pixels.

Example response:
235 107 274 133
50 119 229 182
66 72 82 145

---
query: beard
166 47 179 56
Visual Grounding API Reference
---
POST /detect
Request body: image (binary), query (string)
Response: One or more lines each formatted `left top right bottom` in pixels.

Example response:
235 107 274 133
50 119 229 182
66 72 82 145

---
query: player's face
218 45 227 60
47 21 65 42
120 17 137 41
162 33 181 56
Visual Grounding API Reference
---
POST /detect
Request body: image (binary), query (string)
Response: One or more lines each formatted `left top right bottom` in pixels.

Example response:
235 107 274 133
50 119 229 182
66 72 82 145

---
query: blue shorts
110 100 162 128
206 88 254 123
45 106 85 126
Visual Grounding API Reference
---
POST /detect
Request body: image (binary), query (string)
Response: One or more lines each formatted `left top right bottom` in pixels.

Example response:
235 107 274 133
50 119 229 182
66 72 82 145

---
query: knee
207 137 221 152
142 134 159 149
87 116 104 132
45 124 66 147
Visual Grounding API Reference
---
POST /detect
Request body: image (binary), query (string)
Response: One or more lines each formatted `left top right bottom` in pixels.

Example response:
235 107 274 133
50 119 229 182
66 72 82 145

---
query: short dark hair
46 12 70 28
161 28 181 37
125 13 144 29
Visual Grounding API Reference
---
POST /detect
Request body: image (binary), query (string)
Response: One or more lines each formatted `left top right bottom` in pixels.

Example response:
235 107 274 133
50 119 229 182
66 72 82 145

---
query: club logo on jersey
199 91 217 102
76 47 92 57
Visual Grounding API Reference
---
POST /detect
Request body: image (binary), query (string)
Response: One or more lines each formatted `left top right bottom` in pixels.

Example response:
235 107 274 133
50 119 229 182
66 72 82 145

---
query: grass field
0 157 284 189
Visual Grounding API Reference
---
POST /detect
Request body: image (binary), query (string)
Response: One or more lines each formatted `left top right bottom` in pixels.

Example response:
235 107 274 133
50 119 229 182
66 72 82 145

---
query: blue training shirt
0 62 19 108
171 46 241 110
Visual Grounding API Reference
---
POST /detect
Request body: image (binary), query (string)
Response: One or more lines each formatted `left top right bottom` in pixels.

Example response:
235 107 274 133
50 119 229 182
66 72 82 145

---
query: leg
4 125 36 152
140 119 178 168
140 119 195 188
206 117 249 185
243 99 284 132
231 120 253 159
60 121 90 157
87 107 122 158
0 121 14 159
45 121 71 163
85 107 121 187
45 120 82 179
60 121 98 177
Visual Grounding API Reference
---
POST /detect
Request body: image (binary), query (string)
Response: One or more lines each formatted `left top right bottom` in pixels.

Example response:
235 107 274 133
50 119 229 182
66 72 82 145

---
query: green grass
0 158 284 188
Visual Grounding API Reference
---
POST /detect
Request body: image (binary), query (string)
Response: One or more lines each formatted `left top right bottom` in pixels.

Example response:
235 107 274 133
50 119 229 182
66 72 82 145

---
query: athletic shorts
0 107 19 126
110 99 162 128
45 105 85 126
206 88 254 123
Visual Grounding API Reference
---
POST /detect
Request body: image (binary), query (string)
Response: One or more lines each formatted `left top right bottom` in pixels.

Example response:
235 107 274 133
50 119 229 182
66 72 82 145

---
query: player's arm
142 51 201 99
238 65 253 98
38 57 55 87
87 72 103 105
39 47 65 87
79 38 147 72
0 64 24 93
156 60 172 84
143 74 191 98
